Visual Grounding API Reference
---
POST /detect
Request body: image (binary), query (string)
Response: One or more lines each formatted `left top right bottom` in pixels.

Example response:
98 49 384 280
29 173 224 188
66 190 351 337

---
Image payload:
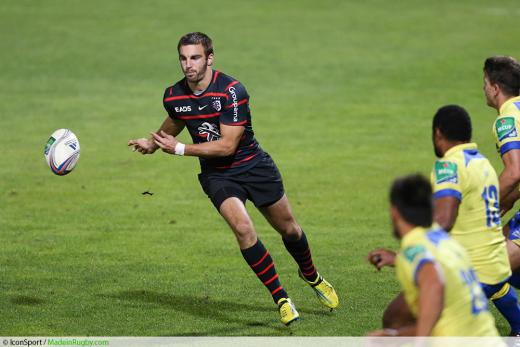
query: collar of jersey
443 142 477 158
401 226 428 247
499 95 520 115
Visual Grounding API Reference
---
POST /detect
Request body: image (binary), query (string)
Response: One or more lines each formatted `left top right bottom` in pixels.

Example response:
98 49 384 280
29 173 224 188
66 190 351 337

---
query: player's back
396 227 499 336
432 143 510 284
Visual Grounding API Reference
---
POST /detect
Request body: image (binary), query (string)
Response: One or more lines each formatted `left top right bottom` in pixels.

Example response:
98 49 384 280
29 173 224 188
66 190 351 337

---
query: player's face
483 73 497 108
179 44 213 83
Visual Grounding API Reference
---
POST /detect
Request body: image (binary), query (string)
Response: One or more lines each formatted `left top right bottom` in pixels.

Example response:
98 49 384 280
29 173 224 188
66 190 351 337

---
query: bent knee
280 222 302 241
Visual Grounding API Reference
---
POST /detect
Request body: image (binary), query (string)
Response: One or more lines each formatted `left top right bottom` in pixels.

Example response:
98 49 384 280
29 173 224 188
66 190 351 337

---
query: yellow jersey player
484 56 520 290
367 174 498 336
430 105 520 335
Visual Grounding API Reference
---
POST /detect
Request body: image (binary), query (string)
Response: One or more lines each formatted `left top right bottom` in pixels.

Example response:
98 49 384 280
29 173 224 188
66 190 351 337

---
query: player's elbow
219 139 239 156
436 216 455 232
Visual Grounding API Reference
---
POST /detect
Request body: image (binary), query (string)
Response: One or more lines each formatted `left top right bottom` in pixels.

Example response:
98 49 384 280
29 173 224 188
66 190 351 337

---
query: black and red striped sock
241 239 288 303
283 231 319 282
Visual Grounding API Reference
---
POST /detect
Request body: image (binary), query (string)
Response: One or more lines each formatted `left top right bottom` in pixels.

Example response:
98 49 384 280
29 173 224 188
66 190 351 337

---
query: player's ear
207 53 214 67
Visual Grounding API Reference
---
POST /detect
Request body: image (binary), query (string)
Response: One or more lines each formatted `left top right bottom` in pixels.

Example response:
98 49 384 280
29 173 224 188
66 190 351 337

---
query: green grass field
1 0 519 336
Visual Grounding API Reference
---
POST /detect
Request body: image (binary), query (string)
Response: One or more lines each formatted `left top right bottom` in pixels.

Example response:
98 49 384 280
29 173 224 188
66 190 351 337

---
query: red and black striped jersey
163 70 263 174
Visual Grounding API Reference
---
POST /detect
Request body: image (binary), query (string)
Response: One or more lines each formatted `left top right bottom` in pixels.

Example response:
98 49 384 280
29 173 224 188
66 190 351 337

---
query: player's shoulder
214 70 247 94
500 96 520 117
433 158 460 180
163 78 189 100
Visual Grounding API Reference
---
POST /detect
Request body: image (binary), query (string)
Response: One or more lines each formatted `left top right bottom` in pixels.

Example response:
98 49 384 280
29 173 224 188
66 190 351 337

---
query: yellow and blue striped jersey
430 143 510 285
395 226 498 336
493 96 520 156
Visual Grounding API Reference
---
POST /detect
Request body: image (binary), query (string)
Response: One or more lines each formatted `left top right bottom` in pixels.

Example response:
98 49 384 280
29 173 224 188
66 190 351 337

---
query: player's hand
367 248 396 270
128 138 158 155
151 130 179 155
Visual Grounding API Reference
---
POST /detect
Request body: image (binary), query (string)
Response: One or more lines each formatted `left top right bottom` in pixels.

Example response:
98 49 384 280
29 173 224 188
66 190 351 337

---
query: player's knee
233 220 255 240
382 306 398 329
279 221 301 241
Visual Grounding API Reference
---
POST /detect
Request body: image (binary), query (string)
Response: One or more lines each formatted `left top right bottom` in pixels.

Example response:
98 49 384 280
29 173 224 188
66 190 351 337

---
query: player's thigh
259 194 300 236
382 292 415 329
219 197 255 234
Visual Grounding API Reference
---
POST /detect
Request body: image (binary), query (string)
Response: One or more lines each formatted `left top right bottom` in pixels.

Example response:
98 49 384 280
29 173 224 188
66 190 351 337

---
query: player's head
177 32 214 83
389 174 433 239
432 105 472 158
483 56 520 108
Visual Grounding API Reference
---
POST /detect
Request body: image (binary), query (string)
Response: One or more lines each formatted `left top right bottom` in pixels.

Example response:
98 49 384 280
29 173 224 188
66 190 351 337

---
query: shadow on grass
10 295 45 306
101 289 327 335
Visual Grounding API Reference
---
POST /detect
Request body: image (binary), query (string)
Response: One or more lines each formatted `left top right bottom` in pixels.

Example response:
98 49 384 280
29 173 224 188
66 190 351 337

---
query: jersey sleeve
401 245 437 285
163 87 177 119
494 115 520 156
220 82 249 126
431 160 462 201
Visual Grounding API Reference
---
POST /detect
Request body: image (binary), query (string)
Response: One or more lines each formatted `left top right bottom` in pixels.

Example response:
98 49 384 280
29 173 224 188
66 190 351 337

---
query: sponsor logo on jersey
198 122 221 141
175 106 192 113
228 86 239 122
212 99 222 112
435 161 458 184
403 245 426 262
496 117 517 141
198 105 208 111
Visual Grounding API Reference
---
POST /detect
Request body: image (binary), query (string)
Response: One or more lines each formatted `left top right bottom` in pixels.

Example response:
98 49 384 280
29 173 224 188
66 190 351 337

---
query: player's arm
500 149 520 209
501 189 520 216
415 262 444 336
151 123 244 158
128 117 185 155
433 196 459 232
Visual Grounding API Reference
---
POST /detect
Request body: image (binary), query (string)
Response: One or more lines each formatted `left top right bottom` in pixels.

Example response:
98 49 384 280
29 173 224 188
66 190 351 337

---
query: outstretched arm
128 117 185 154
367 248 397 270
151 123 244 158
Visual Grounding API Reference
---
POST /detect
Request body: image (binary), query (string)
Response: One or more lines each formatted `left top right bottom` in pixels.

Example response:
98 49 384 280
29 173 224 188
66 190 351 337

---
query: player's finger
154 139 166 149
150 132 163 141
152 133 168 145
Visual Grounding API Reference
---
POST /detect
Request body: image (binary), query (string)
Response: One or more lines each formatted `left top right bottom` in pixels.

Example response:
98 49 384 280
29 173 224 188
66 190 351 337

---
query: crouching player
367 175 499 336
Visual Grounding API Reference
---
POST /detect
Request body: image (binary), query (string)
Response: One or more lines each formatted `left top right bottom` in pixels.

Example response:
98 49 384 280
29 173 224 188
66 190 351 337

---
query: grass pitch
1 0 519 336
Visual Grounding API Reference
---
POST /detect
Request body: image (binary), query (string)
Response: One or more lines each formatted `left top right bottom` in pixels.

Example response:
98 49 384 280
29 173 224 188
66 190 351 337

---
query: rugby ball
44 129 80 176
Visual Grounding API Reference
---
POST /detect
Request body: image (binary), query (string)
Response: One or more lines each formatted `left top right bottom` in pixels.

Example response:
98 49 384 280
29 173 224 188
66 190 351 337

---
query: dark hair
390 174 433 227
484 56 520 97
177 32 214 57
432 104 472 142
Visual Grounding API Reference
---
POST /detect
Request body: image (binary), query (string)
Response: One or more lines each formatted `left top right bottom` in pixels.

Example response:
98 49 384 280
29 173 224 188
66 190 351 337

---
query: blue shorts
481 278 509 299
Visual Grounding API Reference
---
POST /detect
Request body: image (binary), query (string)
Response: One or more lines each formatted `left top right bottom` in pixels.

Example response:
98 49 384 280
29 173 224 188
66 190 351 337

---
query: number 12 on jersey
482 185 500 227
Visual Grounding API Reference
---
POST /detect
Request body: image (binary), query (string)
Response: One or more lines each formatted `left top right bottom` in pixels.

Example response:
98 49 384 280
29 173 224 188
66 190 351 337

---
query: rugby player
128 32 338 325
483 56 520 281
369 105 520 335
367 174 498 336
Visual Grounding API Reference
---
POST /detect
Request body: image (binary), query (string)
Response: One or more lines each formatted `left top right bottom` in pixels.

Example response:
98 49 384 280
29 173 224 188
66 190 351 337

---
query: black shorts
198 153 285 210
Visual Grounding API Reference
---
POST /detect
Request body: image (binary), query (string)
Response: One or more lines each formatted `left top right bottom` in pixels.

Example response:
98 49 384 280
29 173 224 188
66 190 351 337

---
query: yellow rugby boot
299 270 339 309
277 298 299 326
